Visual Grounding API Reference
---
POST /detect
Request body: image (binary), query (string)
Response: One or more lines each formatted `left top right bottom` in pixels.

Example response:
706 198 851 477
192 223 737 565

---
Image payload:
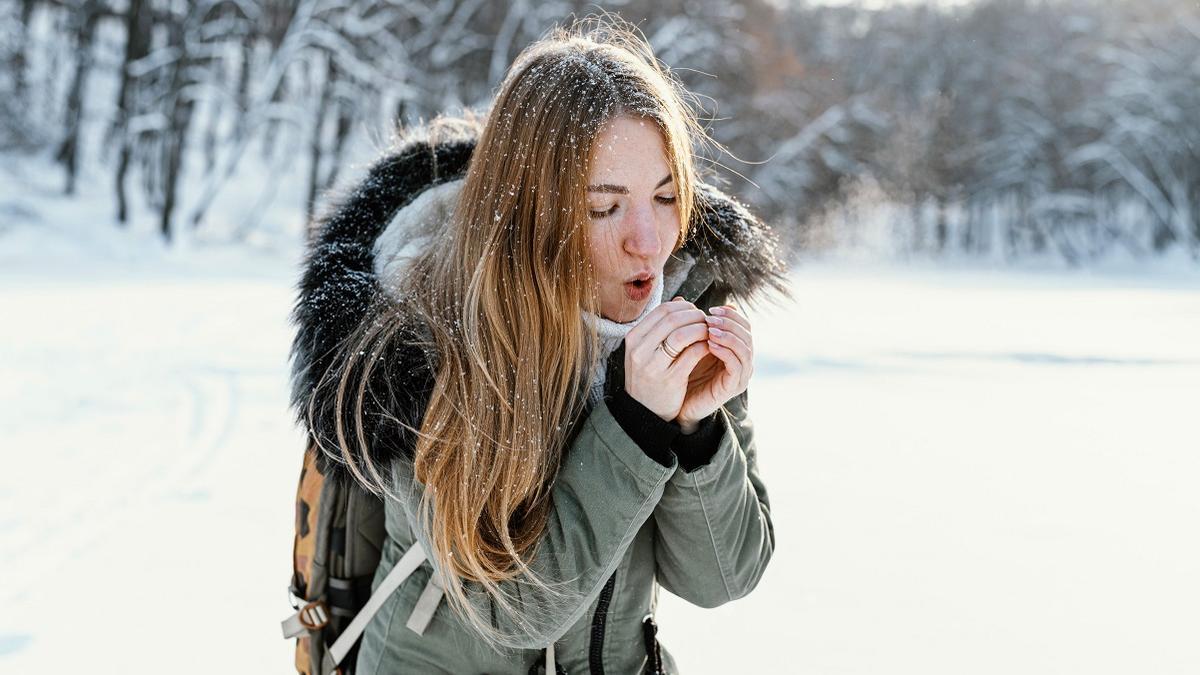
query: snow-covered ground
656 262 1200 674
2 227 1198 672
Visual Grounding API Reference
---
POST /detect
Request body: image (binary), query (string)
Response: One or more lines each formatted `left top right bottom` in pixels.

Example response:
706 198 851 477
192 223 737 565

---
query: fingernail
709 306 724 315
704 315 721 324
708 326 723 336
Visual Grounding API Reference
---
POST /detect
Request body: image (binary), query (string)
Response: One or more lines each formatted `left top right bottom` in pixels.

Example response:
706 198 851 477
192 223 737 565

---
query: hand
676 305 753 430
623 297 712 423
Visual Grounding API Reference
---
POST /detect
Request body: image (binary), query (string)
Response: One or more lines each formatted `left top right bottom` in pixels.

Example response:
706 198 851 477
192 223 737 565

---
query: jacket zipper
588 572 617 675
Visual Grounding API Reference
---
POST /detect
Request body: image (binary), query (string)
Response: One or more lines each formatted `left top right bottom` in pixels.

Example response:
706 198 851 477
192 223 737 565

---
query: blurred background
3 0 1199 260
1 0 1198 673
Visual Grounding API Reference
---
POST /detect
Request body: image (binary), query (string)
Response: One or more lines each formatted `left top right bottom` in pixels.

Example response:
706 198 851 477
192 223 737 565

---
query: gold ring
659 339 681 359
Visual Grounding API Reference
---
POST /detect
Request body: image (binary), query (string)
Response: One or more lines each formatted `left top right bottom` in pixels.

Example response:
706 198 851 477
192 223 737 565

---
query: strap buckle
281 598 331 639
298 600 330 631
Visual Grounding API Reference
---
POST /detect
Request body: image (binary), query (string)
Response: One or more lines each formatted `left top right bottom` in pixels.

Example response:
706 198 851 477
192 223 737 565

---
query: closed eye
588 204 618 219
588 195 677 220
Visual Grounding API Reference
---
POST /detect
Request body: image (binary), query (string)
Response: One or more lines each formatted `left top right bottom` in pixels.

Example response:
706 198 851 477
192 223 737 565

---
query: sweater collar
581 270 665 357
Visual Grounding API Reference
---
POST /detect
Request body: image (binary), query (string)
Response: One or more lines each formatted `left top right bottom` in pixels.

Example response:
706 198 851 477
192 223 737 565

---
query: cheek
586 227 618 276
659 209 682 251
585 227 614 282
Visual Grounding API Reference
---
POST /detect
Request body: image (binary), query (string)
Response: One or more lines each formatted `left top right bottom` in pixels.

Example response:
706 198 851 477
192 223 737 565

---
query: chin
599 310 633 323
604 298 645 323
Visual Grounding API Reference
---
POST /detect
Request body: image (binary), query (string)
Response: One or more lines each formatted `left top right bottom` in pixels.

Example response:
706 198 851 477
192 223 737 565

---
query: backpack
281 442 389 675
280 443 566 675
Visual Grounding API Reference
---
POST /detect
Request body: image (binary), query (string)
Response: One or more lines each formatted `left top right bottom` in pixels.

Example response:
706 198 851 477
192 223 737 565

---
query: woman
292 17 789 675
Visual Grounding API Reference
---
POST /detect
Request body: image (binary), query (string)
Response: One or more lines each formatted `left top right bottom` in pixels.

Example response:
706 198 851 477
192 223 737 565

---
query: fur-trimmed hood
288 119 789 476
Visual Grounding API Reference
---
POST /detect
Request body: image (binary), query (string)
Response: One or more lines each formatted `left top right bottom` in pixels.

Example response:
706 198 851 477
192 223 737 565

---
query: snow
2 217 1199 672
656 261 1200 674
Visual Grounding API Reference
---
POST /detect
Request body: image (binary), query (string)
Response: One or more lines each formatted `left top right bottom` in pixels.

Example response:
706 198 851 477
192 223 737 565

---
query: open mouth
625 271 654 289
624 273 655 301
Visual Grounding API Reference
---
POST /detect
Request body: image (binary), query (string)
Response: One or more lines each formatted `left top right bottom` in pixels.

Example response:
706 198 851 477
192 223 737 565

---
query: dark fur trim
688 182 792 303
288 121 789 481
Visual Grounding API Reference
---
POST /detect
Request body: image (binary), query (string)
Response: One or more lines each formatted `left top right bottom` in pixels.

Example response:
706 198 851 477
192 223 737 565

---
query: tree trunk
113 0 152 225
12 0 38 99
322 77 353 194
304 53 333 228
55 0 102 196
236 36 253 129
160 9 195 241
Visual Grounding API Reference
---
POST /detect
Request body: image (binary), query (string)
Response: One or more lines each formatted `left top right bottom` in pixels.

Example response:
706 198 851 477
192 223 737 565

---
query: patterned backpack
281 441 390 675
280 441 564 675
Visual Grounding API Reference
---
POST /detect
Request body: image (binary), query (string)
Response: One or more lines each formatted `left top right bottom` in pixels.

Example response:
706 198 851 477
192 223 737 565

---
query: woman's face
585 115 681 323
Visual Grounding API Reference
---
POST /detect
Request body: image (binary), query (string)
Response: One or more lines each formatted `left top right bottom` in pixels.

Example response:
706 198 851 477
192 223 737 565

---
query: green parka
290 119 789 675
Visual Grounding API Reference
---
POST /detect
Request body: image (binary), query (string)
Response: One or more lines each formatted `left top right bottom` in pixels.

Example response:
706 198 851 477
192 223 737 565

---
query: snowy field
2 241 1198 673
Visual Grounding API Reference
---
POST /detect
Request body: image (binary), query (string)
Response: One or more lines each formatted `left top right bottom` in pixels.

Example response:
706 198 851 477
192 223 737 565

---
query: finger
706 340 743 385
707 325 752 375
633 307 708 361
705 312 752 351
661 323 710 355
626 299 696 344
668 339 709 377
709 305 751 333
643 321 705 372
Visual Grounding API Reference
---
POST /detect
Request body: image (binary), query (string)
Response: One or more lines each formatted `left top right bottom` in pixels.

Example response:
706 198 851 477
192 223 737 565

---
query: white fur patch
373 178 466 297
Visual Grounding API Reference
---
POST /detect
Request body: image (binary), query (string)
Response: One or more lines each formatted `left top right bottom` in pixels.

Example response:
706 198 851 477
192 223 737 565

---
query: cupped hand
676 304 753 431
623 297 712 422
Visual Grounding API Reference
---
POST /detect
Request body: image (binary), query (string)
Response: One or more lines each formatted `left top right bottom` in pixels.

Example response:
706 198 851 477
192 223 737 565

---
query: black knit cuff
605 387 678 468
672 412 723 472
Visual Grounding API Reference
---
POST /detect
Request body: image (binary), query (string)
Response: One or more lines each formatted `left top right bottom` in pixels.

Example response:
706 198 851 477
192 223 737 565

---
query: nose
622 204 660 259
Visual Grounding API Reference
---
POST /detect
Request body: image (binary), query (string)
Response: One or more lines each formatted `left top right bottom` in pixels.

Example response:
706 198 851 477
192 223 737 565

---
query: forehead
588 116 669 184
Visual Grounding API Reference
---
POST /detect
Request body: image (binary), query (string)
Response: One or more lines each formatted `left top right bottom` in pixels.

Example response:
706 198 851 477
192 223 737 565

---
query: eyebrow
587 174 672 194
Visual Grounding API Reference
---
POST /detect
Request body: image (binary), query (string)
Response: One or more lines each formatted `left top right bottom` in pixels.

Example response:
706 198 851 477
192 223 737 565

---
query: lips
624 282 652 301
624 272 655 301
625 272 653 291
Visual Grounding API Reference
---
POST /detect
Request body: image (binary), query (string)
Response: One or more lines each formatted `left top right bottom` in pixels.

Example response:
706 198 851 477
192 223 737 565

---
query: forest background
4 0 1198 264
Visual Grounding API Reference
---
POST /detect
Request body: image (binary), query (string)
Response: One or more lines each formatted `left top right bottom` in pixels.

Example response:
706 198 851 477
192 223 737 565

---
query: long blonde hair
320 15 710 647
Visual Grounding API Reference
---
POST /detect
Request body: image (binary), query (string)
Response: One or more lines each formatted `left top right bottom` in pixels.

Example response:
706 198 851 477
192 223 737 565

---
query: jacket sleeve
388 398 678 649
651 388 775 608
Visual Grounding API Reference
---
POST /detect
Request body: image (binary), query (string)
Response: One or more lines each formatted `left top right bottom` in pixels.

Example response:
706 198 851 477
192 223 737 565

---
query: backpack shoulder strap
282 540 429 673
318 541 427 673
